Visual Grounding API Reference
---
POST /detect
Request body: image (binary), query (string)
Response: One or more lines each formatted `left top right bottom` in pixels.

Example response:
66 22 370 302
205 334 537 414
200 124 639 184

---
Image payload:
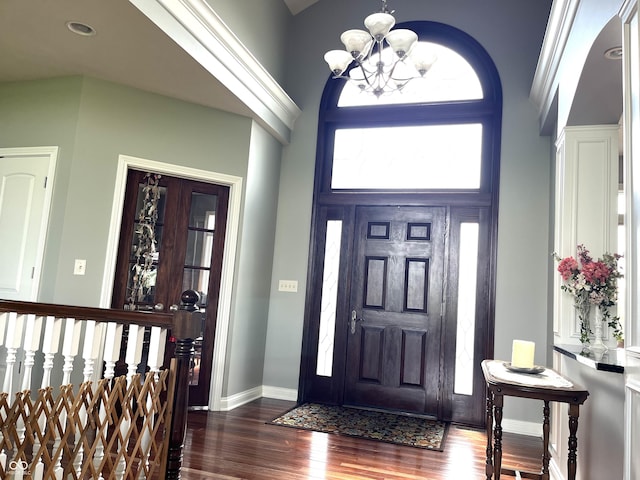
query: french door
111 169 229 407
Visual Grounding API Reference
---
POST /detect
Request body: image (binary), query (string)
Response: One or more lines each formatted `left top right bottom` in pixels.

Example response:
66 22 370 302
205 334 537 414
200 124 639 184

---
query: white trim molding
129 0 301 145
530 0 580 131
220 385 298 411
100 154 243 412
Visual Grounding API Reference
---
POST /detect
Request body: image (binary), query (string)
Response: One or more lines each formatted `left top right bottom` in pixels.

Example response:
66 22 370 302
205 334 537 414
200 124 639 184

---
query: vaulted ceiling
283 0 320 15
0 0 254 119
0 0 623 139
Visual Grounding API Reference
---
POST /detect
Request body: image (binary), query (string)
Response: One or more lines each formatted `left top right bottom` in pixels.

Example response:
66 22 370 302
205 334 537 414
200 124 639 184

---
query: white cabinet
553 125 620 347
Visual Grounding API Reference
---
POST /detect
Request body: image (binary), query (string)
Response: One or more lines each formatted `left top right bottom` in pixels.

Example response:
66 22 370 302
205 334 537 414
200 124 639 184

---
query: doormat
269 403 449 451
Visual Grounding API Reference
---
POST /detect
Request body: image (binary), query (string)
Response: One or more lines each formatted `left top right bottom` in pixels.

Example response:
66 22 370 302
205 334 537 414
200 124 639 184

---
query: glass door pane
183 192 219 386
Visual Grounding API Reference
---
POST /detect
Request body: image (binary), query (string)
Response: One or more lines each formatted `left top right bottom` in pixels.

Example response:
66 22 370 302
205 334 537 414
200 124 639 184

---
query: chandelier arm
358 64 376 87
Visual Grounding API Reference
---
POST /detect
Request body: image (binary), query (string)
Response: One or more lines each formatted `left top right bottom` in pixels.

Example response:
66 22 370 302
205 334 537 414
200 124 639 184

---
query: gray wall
205 0 292 85
0 75 282 400
558 356 625 479
225 121 282 397
0 77 83 302
263 0 554 425
0 76 253 306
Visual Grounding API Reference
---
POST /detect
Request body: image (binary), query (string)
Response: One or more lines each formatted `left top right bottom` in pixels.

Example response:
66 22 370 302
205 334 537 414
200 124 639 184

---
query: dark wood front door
344 206 446 416
111 169 229 407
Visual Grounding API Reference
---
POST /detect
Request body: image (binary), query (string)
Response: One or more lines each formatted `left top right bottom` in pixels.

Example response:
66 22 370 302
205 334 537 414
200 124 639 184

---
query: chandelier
323 0 436 98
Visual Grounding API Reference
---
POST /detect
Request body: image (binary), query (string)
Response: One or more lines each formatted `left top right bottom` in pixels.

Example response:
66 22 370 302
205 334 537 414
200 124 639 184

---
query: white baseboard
549 458 563 480
502 418 542 437
218 385 298 411
261 385 298 401
218 386 263 411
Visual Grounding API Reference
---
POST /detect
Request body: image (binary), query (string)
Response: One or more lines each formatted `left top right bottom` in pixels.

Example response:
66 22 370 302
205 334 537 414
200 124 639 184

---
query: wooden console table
481 360 589 480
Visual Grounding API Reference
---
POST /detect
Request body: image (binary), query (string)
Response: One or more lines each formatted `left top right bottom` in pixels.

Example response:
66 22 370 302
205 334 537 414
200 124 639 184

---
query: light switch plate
74 259 86 275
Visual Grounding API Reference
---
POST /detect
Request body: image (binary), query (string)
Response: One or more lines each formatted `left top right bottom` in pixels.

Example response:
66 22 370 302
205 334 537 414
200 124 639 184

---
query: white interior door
0 147 57 301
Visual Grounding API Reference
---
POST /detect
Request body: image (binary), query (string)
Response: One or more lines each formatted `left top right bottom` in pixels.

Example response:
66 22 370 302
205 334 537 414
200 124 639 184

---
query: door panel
344 206 446 415
112 169 228 407
0 155 49 300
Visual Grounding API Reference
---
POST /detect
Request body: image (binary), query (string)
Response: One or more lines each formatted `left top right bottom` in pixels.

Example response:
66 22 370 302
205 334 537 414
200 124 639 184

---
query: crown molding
130 0 301 144
530 0 581 132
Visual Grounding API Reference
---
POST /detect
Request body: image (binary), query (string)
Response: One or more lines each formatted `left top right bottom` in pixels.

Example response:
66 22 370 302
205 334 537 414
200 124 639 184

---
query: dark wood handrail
0 299 174 328
0 292 201 480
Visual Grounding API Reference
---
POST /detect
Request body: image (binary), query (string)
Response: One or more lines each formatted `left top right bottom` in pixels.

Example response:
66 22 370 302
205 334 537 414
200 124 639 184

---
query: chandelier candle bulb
511 340 535 369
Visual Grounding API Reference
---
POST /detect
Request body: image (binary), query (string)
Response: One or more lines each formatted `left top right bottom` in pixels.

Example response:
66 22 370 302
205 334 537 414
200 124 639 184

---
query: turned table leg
493 392 504 480
542 400 550 480
485 389 494 479
567 403 580 480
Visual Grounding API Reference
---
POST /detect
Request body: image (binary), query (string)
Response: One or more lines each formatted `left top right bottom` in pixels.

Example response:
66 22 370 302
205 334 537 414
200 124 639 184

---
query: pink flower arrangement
554 245 623 342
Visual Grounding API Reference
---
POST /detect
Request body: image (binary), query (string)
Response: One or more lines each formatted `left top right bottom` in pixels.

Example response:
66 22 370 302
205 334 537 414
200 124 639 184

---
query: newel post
165 290 201 479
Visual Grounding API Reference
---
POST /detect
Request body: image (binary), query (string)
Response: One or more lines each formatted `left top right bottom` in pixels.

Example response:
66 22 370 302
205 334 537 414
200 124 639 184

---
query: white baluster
94 322 123 476
115 324 145 480
54 317 81 477
0 311 8 345
14 314 43 448
103 323 124 381
73 321 105 476
140 327 167 478
32 461 44 480
32 316 62 478
0 312 9 471
41 316 63 389
21 314 43 391
61 318 82 385
0 311 7 393
1 312 24 475
147 327 167 379
125 325 144 383
82 321 106 383
2 312 25 398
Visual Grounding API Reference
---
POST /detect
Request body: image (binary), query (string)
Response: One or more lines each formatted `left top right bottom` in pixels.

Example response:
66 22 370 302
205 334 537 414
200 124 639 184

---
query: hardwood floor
181 398 543 480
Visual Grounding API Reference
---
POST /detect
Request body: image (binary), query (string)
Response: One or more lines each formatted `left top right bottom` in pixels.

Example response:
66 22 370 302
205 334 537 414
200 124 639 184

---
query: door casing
101 154 243 411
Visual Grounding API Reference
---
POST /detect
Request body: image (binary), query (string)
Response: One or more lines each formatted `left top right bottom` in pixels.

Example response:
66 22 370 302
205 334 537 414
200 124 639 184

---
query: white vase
591 307 608 353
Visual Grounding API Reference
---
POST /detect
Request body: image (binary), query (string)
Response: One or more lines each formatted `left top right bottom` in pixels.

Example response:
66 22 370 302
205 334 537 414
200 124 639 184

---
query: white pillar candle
511 340 535 368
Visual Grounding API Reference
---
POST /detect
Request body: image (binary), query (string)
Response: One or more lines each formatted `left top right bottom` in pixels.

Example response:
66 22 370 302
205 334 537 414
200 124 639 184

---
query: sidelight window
454 222 479 396
316 220 343 376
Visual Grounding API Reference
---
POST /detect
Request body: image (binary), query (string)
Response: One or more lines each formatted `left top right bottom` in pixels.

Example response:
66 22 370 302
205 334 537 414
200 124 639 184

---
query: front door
344 206 446 415
111 169 229 407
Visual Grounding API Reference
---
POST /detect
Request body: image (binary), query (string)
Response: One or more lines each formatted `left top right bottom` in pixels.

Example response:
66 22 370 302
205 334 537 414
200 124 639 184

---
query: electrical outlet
74 259 86 275
278 280 298 292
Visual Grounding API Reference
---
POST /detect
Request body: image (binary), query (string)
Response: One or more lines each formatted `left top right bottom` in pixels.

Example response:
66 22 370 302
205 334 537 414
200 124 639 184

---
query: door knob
154 303 164 311
169 304 179 312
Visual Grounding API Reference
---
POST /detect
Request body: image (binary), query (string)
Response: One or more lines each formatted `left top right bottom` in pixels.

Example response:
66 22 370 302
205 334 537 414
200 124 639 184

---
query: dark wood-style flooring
181 398 543 479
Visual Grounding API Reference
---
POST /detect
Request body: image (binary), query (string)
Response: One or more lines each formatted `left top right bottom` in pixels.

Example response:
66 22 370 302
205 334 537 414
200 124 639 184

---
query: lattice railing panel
0 368 174 480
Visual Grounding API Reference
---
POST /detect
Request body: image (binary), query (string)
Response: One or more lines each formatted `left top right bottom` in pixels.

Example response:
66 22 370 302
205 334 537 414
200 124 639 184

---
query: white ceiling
0 0 255 119
0 0 622 136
